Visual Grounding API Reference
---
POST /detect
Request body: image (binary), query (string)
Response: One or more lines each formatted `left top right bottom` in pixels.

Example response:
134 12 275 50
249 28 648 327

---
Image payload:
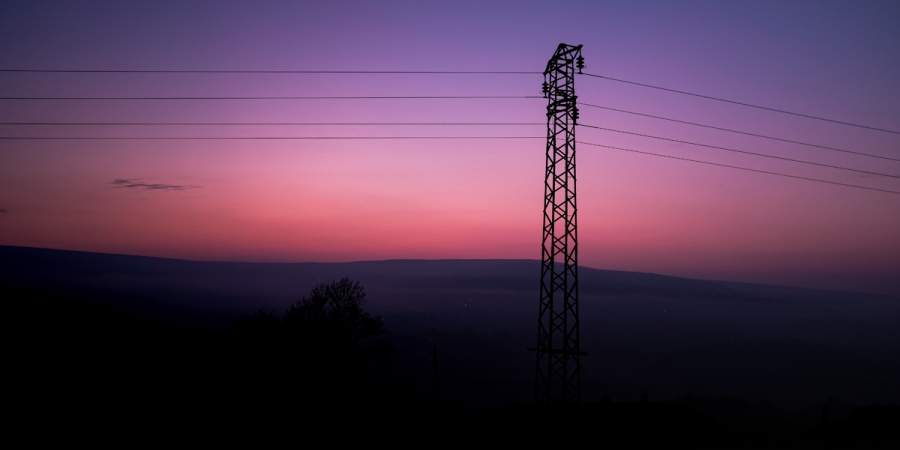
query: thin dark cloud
0 209 7 213
112 179 201 191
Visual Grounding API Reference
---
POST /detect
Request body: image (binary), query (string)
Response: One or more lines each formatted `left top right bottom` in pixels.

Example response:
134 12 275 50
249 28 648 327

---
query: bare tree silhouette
283 277 388 371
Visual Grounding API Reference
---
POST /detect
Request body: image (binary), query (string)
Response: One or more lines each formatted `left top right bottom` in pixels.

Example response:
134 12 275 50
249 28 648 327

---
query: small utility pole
530 43 586 405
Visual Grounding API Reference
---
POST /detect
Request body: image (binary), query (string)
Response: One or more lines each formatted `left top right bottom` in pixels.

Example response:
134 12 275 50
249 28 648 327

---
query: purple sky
1 1 898 294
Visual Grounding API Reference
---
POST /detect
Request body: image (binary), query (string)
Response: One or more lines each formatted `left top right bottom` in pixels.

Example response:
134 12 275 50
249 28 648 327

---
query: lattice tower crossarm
531 43 586 405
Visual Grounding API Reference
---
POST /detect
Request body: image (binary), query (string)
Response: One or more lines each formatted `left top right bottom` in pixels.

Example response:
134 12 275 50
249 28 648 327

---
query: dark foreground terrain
3 245 899 445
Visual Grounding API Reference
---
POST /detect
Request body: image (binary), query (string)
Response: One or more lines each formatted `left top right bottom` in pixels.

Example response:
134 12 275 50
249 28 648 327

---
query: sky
1 1 899 294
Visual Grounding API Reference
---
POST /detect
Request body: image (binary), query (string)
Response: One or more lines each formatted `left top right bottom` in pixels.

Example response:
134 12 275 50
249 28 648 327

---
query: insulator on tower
576 55 584 74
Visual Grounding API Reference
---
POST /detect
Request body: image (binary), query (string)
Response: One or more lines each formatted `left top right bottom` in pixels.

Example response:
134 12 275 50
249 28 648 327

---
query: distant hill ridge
0 244 876 295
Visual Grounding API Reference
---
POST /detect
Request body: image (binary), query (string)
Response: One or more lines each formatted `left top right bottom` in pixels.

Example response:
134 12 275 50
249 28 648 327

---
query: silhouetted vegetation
282 277 389 369
224 278 393 411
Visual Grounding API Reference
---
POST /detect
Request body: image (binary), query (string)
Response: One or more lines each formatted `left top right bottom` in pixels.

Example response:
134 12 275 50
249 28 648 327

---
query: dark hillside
3 245 899 411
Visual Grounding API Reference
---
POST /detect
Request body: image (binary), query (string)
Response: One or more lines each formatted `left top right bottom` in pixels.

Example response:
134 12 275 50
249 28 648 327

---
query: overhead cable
0 95 542 100
0 122 543 126
578 123 900 180
0 136 543 140
579 102 900 162
0 69 541 74
577 141 900 196
580 73 900 135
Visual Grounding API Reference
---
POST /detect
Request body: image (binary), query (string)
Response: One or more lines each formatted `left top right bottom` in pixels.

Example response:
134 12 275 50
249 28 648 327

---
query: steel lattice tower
532 43 585 405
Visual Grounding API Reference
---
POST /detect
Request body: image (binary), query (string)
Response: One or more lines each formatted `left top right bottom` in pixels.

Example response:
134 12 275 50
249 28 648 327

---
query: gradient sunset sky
1 1 898 293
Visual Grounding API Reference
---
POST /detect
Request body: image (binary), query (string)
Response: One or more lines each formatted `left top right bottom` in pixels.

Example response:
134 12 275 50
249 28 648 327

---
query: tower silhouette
531 43 586 405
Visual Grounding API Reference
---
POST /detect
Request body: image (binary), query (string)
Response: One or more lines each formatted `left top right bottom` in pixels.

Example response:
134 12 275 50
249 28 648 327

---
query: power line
580 73 900 135
0 95 542 100
0 69 541 74
578 123 900 180
0 121 543 126
0 136 544 140
577 140 900 196
579 102 900 162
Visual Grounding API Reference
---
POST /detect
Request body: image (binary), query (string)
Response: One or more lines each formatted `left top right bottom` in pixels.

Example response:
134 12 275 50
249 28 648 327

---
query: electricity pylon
530 43 585 405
